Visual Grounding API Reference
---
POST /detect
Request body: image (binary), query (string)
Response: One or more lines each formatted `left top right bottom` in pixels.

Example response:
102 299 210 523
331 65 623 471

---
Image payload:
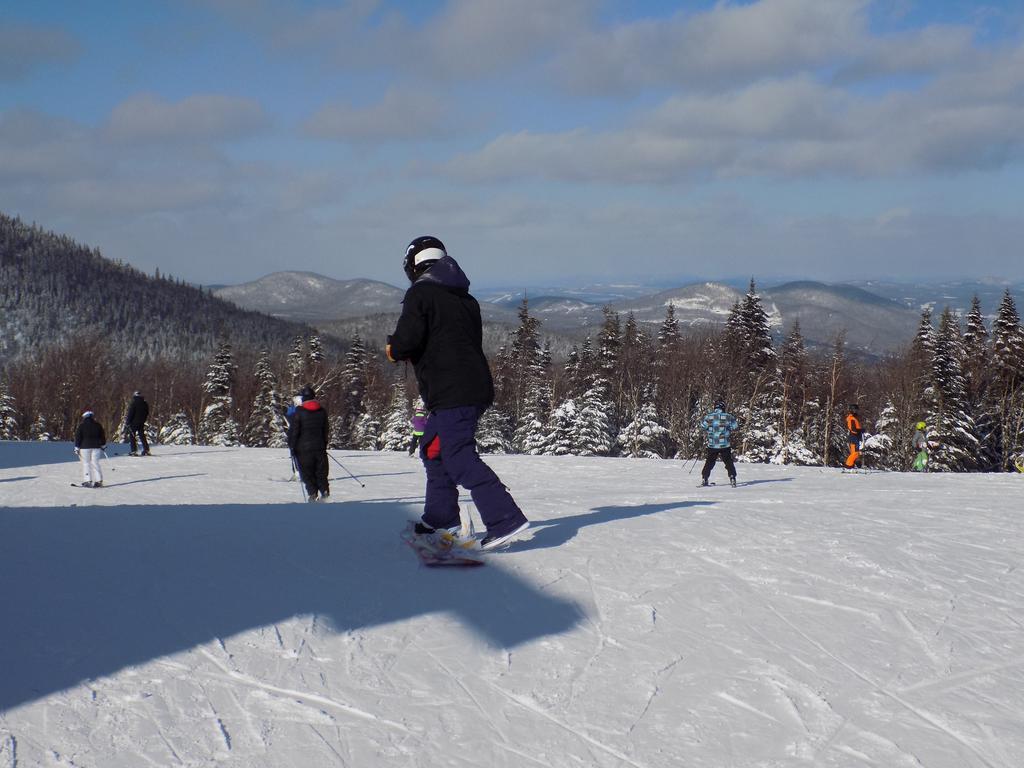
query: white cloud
0 22 80 82
105 93 270 144
445 42 1024 184
304 88 451 142
553 0 986 95
555 0 869 94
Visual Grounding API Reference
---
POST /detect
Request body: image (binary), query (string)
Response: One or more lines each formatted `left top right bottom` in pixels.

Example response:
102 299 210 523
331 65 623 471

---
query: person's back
844 404 863 468
126 393 149 427
125 391 150 455
287 386 330 501
391 255 492 411
74 411 107 487
699 401 739 486
387 236 527 550
701 406 738 449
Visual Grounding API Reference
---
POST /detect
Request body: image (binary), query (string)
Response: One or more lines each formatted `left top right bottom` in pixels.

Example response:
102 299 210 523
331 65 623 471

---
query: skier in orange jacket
844 404 863 468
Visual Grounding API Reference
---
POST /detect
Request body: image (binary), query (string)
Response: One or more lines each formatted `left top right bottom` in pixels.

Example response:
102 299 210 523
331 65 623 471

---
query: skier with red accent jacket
386 235 528 550
287 384 330 502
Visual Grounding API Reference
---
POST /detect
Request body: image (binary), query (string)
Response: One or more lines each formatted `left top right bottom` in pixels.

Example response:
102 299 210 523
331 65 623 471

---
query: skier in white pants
74 411 107 488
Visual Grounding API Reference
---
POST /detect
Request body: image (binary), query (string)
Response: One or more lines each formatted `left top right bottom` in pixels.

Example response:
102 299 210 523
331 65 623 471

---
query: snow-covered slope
214 272 406 320
3 441 1022 767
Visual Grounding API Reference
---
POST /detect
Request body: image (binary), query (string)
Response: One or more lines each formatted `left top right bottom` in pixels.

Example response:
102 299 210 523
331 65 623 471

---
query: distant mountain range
219 272 999 354
0 214 331 363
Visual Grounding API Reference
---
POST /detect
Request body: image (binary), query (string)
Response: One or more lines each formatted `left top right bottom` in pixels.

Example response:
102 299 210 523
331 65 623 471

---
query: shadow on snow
515 501 715 552
1 499 586 712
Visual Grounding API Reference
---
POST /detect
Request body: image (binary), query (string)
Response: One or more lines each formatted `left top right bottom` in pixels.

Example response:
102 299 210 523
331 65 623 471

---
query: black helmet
300 384 317 401
714 399 726 411
403 235 446 282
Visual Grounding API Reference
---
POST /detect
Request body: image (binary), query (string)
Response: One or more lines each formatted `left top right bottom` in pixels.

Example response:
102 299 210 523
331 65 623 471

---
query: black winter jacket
387 255 494 412
287 400 329 454
75 417 107 449
126 396 149 427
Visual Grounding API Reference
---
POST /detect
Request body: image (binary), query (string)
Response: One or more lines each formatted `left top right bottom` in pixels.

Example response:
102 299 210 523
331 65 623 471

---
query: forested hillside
0 213 327 363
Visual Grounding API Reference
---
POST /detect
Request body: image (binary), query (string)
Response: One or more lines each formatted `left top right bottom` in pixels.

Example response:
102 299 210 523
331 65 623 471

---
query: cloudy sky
2 0 1023 288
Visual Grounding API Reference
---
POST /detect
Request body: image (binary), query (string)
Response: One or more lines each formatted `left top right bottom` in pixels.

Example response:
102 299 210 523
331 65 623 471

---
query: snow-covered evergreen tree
861 399 899 470
308 334 325 367
574 378 615 456
352 409 382 451
991 290 1024 469
617 388 669 458
337 334 369 447
30 413 53 441
545 398 579 456
0 379 18 439
158 412 195 445
928 308 979 472
477 407 512 454
778 321 812 464
379 379 411 451
244 349 286 447
287 336 306 390
198 342 240 446
502 300 552 449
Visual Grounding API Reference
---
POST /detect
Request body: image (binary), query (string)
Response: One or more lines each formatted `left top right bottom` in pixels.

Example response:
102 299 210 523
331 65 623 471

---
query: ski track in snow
2 442 1023 766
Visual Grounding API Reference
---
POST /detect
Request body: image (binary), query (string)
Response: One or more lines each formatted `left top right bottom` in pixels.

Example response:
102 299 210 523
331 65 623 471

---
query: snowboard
401 522 484 568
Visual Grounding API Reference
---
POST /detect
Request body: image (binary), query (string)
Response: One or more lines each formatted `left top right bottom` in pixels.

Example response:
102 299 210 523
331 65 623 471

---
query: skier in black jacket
287 384 330 502
387 235 528 550
125 391 150 456
74 410 107 487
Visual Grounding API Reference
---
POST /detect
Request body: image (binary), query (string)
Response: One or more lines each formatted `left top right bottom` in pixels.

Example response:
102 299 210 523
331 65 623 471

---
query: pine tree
0 378 18 440
962 296 999 470
477 407 512 455
991 290 1024 469
778 321 811 464
617 387 669 458
545 398 579 455
159 412 195 445
574 378 615 456
244 349 286 447
861 399 899 470
379 379 411 451
287 336 306 390
308 334 325 366
198 341 240 446
929 308 979 471
739 279 776 371
337 334 369 447
352 409 383 451
503 300 546 432
30 413 53 441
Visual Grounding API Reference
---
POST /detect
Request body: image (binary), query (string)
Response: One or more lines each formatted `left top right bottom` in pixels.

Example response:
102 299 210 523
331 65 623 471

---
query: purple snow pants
419 406 527 537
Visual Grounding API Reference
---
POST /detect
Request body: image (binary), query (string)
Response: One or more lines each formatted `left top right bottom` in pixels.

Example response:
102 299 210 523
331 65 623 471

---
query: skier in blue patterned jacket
699 400 739 487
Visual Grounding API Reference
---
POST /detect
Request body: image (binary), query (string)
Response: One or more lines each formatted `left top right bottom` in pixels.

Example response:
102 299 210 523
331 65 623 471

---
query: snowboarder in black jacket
125 391 150 456
387 235 528 550
287 384 330 502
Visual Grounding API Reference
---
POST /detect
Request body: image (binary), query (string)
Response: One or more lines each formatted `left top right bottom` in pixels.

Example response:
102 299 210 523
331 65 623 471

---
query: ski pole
291 455 307 502
687 454 700 475
328 452 366 488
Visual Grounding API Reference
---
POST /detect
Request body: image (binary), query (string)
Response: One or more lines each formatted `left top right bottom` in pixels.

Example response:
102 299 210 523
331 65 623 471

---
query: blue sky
2 0 1023 287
